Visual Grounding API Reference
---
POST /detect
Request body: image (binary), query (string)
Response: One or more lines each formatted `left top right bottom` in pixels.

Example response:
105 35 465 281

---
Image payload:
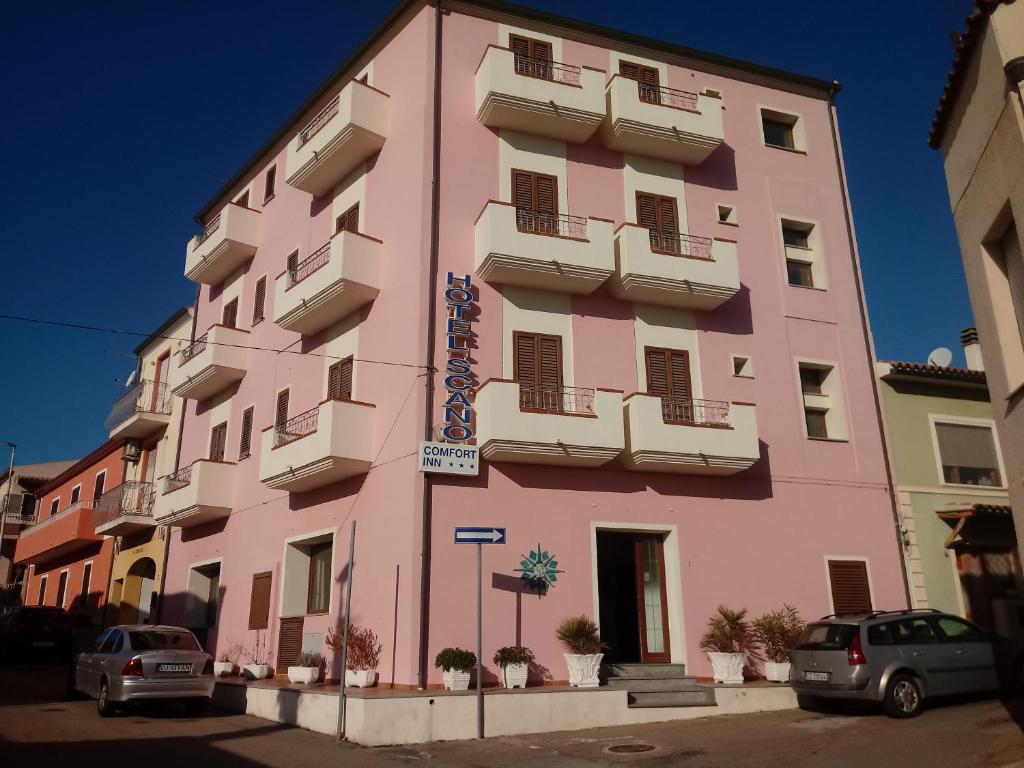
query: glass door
635 536 671 663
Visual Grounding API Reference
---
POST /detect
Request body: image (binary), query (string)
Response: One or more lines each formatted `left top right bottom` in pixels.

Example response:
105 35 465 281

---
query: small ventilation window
717 204 737 225
731 355 753 378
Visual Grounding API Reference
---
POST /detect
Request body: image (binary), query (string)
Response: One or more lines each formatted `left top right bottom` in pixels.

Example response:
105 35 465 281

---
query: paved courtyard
1 665 1023 767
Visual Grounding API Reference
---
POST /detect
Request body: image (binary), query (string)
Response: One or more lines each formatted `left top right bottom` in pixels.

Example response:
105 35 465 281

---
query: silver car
790 608 1000 718
70 625 215 717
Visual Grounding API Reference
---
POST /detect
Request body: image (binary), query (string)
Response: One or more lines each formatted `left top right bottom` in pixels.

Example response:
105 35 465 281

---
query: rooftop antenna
927 346 953 368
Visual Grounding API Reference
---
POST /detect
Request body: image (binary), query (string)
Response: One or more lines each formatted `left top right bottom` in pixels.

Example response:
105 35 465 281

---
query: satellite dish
124 370 138 387
927 347 953 368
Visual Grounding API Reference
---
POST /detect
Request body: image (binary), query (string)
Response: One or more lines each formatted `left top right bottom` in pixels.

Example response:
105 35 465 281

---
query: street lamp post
0 442 16 589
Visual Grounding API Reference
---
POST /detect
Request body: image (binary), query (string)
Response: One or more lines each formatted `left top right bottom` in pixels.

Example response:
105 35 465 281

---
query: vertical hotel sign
441 272 474 442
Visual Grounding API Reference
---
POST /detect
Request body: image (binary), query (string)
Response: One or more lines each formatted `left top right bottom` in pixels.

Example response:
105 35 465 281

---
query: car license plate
157 663 191 673
804 671 830 682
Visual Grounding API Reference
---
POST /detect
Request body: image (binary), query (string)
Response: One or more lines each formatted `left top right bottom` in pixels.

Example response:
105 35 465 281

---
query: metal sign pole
336 520 356 741
476 541 483 739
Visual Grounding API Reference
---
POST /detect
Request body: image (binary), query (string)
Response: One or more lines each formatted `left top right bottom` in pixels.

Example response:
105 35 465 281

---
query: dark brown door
827 560 873 616
510 34 552 78
512 170 558 235
636 192 680 253
328 358 354 400
645 347 692 421
514 331 563 411
620 60 661 103
222 298 238 328
275 616 304 673
209 422 227 462
635 536 671 663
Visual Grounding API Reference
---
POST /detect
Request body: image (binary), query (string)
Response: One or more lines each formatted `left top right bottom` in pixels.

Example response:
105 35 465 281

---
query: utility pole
0 443 16 589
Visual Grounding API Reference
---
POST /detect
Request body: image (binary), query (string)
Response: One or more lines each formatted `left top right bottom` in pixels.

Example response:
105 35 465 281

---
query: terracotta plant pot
564 653 603 687
442 669 472 691
242 664 270 680
707 652 746 685
213 661 234 677
501 663 528 689
288 666 321 684
764 661 791 683
345 669 379 688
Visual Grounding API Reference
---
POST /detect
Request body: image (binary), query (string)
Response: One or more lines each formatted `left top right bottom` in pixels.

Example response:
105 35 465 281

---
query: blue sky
0 0 972 464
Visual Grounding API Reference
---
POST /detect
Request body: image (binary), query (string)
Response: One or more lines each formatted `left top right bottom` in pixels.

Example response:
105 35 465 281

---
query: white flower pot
288 666 321 684
764 661 791 683
501 663 529 689
707 652 746 685
564 653 603 688
345 669 379 688
442 669 472 691
242 663 270 680
213 661 234 677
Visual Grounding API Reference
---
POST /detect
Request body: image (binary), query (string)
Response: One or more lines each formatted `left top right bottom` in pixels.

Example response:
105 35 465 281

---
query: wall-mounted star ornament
515 543 563 591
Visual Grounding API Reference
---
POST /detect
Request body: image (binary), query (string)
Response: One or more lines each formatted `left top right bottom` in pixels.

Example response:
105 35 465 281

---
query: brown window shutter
636 193 659 230
275 616 304 671
275 390 290 431
510 34 531 59
252 277 266 323
619 60 641 80
248 571 272 630
336 203 359 234
222 298 238 328
538 335 562 390
668 350 691 401
209 422 227 461
535 174 557 214
513 170 535 210
239 407 254 459
828 560 873 616
646 348 670 399
287 251 299 273
513 331 539 387
328 358 354 400
531 40 552 63
657 197 678 234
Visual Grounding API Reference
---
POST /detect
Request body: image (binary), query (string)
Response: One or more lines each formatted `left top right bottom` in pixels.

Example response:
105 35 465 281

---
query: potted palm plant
214 639 241 677
556 615 603 688
700 606 753 685
288 651 323 684
435 647 476 691
241 631 271 680
753 604 805 682
493 645 534 689
327 625 383 687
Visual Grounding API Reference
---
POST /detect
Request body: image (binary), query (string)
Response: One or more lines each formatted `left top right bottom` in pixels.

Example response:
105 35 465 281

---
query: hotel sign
440 272 475 442
418 441 479 476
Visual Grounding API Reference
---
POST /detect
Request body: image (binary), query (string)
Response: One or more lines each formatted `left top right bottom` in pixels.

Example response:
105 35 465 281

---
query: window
357 73 369 84
510 34 553 79
798 362 846 440
636 192 681 254
800 367 825 395
999 223 1024 351
275 390 290 432
782 226 809 248
620 60 661 104
56 571 68 608
934 421 1002 486
129 630 200 651
234 190 249 208
307 543 331 614
248 571 273 630
796 622 858 651
185 562 221 629
222 298 238 328
209 422 227 462
897 618 939 644
99 629 123 654
335 203 359 234
512 170 558 234
717 204 737 225
263 166 276 202
70 485 81 505
19 494 35 518
827 560 872 616
252 277 266 325
49 498 59 517
936 617 986 642
238 407 254 460
93 471 105 501
867 622 896 646
287 250 299 277
514 331 563 411
732 355 753 378
787 260 814 288
805 408 828 439
81 563 92 603
762 117 795 149
328 358 354 400
645 347 693 421
37 576 46 606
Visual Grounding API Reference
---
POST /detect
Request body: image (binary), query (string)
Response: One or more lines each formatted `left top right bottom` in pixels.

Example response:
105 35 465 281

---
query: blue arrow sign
454 527 506 544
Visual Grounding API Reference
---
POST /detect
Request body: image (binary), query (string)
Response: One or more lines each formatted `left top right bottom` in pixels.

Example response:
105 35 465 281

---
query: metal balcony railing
192 214 222 250
104 379 172 431
647 230 713 259
298 96 340 148
180 334 208 366
518 383 595 415
274 406 319 448
93 481 155 527
512 54 581 86
288 243 331 287
515 208 588 240
659 397 731 426
635 82 698 111
164 465 193 494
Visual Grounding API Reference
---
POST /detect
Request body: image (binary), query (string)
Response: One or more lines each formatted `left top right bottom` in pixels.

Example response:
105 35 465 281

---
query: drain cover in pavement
607 744 657 754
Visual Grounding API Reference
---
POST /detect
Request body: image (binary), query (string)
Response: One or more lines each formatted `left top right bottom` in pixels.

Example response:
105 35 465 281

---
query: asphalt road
1 664 1023 767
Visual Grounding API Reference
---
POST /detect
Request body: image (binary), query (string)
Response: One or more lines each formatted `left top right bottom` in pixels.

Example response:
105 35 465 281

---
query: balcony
600 76 724 164
286 80 389 197
184 203 261 285
93 482 155 536
611 226 739 309
622 394 759 475
14 500 101 566
259 398 375 492
169 324 249 401
474 202 615 294
152 460 236 528
272 230 382 335
475 45 606 143
474 380 624 467
105 379 173 440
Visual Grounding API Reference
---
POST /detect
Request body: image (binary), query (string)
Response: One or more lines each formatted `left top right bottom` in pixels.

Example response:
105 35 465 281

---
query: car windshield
129 630 200 652
796 622 858 651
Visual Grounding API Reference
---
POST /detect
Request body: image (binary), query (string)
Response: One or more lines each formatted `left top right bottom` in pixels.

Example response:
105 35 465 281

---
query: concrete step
627 688 717 708
603 663 689 680
604 677 704 693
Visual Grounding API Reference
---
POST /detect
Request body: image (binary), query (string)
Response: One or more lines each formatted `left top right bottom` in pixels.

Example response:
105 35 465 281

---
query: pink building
158 0 908 689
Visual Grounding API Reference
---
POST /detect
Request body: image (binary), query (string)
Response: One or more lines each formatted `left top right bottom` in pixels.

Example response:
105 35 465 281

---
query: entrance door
597 532 671 664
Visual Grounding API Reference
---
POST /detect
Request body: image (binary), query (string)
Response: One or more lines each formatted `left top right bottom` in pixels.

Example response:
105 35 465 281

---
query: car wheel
96 679 117 717
883 674 923 718
796 694 821 710
184 698 207 717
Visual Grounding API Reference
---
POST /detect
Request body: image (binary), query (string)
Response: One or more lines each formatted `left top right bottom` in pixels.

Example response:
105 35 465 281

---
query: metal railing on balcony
192 214 222 250
104 379 172 431
298 96 340 148
164 465 193 494
515 208 588 240
274 406 319 448
179 334 208 366
512 54 581 86
93 481 155 527
659 397 731 426
288 243 331 287
647 230 713 259
636 82 699 111
518 383 595 415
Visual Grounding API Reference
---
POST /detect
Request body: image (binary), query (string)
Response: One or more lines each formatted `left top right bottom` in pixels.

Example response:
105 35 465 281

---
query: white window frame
823 555 875 616
279 528 335 618
716 203 738 226
927 414 1007 490
56 568 71 608
81 560 94 603
779 215 827 291
69 484 82 506
794 358 849 441
93 469 107 500
37 575 48 606
49 497 60 517
185 557 223 629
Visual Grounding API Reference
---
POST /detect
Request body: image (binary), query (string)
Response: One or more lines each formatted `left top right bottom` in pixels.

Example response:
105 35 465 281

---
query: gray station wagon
790 609 1002 717
70 625 214 716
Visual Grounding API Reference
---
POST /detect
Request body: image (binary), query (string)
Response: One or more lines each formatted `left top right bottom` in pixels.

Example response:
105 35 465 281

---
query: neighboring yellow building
97 307 193 625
